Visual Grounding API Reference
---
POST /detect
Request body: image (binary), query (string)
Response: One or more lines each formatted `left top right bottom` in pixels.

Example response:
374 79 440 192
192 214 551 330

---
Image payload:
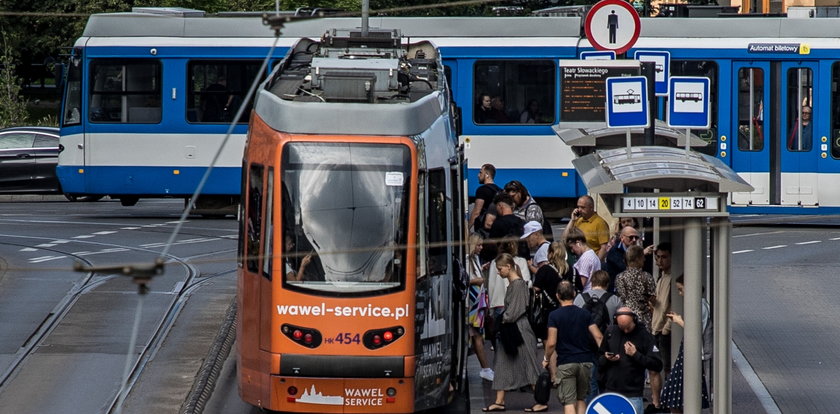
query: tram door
731 63 771 205
779 62 818 206
731 61 819 206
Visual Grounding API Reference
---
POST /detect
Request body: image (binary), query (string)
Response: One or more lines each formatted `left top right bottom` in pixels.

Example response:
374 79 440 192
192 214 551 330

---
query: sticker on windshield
385 172 404 186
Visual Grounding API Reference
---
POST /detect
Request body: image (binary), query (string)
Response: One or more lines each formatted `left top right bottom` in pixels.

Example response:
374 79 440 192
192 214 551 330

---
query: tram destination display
559 60 640 123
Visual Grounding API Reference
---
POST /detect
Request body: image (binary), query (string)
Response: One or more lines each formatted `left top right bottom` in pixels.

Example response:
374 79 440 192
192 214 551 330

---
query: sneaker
479 368 495 382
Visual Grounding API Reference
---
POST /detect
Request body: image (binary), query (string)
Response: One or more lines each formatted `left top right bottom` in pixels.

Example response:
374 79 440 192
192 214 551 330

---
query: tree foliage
0 31 29 128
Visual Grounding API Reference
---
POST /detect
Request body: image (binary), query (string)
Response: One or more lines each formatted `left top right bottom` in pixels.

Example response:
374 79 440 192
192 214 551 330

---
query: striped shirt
573 249 601 293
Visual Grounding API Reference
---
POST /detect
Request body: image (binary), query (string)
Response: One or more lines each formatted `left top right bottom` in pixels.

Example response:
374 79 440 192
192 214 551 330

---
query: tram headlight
288 386 299 396
386 387 397 397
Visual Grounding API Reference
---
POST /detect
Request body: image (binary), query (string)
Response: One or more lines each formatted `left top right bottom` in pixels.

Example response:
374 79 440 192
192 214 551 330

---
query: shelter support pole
713 217 732 414
683 217 703 414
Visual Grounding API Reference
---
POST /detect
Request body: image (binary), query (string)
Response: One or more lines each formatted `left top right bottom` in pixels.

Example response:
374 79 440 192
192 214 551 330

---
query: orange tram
237 26 469 413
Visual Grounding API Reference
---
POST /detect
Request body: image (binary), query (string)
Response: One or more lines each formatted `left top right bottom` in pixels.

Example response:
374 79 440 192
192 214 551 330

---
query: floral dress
615 267 656 330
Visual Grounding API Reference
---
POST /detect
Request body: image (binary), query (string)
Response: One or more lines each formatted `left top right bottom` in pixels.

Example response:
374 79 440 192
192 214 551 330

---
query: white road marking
29 256 66 263
51 240 71 244
762 245 787 250
732 249 753 254
732 341 783 414
93 231 117 235
19 247 37 252
733 230 786 238
795 240 821 245
73 235 94 239
121 227 141 230
35 243 56 248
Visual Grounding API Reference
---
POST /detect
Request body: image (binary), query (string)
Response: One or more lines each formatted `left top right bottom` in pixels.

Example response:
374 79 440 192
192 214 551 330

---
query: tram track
0 235 236 413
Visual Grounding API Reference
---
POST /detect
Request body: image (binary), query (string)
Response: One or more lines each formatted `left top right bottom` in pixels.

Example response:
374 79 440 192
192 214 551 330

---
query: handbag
528 290 557 339
468 285 488 328
534 368 552 405
498 320 524 356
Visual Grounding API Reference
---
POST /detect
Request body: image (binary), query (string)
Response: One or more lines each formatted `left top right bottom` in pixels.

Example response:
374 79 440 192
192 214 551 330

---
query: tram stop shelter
556 124 753 414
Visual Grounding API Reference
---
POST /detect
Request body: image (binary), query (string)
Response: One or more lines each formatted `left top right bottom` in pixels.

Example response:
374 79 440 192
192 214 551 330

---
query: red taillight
304 333 313 343
293 330 303 340
363 326 405 349
288 386 299 395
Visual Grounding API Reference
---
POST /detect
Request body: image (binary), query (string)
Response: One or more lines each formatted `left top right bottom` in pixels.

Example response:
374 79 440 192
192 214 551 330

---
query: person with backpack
504 180 553 241
598 307 663 414
574 270 623 403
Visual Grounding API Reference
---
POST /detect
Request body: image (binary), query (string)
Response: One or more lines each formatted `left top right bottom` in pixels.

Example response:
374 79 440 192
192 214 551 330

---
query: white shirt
533 241 550 267
487 256 531 308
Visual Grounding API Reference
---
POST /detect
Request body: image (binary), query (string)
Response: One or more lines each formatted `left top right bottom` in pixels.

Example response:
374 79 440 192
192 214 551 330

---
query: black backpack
581 291 613 334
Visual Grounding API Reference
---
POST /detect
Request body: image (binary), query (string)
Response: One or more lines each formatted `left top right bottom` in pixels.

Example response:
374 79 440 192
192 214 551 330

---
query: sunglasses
627 235 640 240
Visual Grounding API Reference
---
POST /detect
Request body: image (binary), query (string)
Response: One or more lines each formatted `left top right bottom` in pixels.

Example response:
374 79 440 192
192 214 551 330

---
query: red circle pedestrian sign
584 0 641 55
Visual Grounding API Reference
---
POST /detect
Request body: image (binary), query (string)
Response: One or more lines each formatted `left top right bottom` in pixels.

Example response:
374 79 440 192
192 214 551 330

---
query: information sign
560 60 640 123
634 50 670 96
606 76 649 128
620 194 721 215
667 76 711 129
580 51 616 60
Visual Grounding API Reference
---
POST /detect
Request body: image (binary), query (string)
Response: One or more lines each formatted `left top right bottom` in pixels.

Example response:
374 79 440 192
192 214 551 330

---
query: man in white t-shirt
522 220 550 275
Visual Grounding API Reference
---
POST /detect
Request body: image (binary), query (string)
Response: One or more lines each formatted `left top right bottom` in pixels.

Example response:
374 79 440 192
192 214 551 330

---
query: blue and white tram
58 9 289 208
57 11 586 210
627 17 840 214
58 10 840 214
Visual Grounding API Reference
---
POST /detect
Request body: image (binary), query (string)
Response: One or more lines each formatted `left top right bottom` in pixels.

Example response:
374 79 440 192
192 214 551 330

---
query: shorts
555 362 592 406
655 333 672 370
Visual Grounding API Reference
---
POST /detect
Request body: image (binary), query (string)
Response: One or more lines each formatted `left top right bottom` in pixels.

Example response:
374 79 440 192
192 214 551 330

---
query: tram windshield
281 142 411 295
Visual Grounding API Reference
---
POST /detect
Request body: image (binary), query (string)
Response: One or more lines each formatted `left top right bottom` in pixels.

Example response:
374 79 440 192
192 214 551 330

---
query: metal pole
361 0 370 37
713 216 732 414
642 61 656 146
683 217 703 414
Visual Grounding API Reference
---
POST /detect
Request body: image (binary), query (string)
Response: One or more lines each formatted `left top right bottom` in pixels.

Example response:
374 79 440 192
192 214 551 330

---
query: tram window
473 60 555 125
281 142 411 293
831 63 840 158
737 68 764 151
188 61 262 123
246 164 264 273
786 68 813 152
62 54 82 126
89 60 161 124
262 169 274 279
669 60 718 155
427 168 447 275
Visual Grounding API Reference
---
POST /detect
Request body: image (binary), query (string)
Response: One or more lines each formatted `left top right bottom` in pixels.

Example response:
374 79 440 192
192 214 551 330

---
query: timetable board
559 60 641 123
